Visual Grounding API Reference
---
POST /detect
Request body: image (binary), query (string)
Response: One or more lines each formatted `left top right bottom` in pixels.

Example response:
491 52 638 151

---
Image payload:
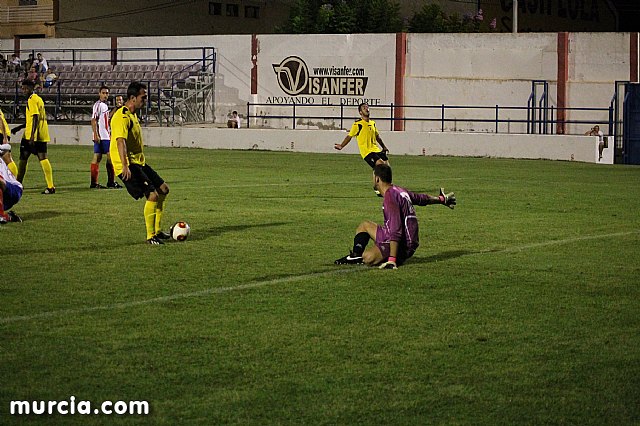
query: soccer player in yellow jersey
111 81 170 245
0 107 18 177
335 102 389 166
17 79 55 194
335 102 389 195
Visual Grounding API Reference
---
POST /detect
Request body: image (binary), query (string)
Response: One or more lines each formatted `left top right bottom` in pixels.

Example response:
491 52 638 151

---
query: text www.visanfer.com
10 396 149 415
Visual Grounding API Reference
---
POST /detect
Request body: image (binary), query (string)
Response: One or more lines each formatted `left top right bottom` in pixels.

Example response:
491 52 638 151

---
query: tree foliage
277 1 496 34
409 3 493 33
277 0 403 34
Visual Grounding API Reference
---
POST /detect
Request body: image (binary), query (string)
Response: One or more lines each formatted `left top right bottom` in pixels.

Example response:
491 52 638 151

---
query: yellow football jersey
0 109 10 137
110 106 145 175
25 93 50 142
348 118 381 159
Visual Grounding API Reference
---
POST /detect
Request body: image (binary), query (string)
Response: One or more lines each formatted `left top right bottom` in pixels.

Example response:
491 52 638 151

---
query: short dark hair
21 79 35 88
99 84 109 92
126 81 147 100
358 102 368 113
374 163 392 184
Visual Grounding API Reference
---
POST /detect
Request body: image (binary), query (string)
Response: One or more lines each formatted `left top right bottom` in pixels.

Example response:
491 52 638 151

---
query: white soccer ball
170 221 191 241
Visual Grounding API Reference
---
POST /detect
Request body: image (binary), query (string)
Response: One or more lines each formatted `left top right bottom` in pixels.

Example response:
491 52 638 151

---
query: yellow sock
155 193 167 234
7 160 17 177
39 159 54 188
144 200 158 240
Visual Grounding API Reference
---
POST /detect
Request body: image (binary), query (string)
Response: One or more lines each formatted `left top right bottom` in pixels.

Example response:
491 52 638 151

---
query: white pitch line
177 180 369 189
1 230 638 325
179 177 468 189
0 269 358 325
489 230 640 254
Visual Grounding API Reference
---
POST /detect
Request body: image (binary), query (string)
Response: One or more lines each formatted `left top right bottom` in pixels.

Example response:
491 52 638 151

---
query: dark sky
613 0 640 31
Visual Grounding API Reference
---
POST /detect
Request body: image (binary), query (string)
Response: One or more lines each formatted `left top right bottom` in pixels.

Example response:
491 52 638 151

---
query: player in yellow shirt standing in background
334 102 390 195
16 79 55 194
111 81 170 245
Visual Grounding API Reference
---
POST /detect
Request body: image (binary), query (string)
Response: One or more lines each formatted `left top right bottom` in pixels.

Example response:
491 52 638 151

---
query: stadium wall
565 32 631 132
48 125 610 164
404 33 559 133
11 32 635 135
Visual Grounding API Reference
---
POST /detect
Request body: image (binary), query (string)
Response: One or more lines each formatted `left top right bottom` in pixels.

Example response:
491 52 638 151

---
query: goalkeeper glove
379 256 398 270
439 188 456 209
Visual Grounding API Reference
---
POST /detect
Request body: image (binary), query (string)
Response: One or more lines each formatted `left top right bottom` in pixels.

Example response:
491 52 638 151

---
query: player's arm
409 189 456 209
389 240 399 259
335 134 352 150
116 137 130 180
379 241 400 269
91 117 99 142
29 113 39 144
379 197 402 270
1 114 10 143
10 123 25 135
376 133 389 153
336 123 360 150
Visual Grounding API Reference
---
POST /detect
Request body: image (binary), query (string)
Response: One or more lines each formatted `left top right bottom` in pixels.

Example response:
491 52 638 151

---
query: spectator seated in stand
26 66 38 85
7 54 21 73
227 110 241 128
24 54 34 74
42 68 58 88
34 52 48 74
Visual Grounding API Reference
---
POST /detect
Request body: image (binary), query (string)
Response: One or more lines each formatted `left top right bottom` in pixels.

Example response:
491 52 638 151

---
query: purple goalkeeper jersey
379 185 430 253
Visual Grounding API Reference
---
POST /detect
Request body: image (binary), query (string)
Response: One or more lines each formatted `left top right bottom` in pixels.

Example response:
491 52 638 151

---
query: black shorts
363 151 388 168
20 138 48 160
119 163 165 200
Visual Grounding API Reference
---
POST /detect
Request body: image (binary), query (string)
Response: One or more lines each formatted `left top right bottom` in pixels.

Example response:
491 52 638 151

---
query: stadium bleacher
0 62 203 125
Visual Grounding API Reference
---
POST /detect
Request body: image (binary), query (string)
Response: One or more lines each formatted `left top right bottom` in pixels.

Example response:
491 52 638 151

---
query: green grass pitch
1 145 639 424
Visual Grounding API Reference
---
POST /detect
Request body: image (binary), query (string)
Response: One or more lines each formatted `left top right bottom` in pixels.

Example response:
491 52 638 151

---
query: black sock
352 232 370 256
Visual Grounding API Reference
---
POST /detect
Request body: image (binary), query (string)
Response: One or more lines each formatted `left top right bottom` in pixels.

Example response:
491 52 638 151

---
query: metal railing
1 78 166 125
245 102 614 135
0 47 216 69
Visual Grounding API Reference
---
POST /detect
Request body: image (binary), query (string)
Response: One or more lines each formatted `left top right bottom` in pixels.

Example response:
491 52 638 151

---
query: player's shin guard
39 159 54 188
106 160 115 185
90 163 99 185
144 200 158 240
154 193 167 234
7 160 17 177
352 232 370 256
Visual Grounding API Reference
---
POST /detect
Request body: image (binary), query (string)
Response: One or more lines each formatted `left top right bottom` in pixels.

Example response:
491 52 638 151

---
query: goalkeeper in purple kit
335 164 456 269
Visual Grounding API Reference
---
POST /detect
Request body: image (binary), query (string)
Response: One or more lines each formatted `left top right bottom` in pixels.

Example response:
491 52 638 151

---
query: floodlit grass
1 145 639 424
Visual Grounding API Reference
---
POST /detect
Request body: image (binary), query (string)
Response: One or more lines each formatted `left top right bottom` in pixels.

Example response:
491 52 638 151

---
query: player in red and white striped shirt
90 85 122 189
